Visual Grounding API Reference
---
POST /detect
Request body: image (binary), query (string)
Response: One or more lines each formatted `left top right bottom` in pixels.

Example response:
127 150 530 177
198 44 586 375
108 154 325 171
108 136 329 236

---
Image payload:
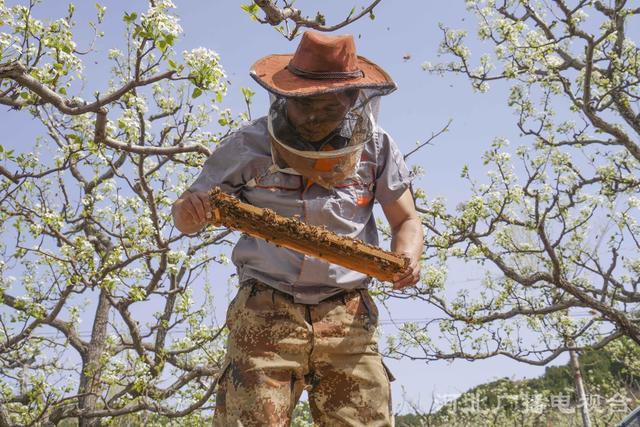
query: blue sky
1 0 563 413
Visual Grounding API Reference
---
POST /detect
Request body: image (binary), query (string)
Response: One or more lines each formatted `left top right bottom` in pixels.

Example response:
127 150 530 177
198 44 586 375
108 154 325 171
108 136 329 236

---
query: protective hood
266 88 386 189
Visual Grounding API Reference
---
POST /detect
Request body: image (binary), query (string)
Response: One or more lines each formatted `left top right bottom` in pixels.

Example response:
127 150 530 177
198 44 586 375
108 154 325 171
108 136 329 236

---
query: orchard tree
388 0 640 378
0 1 244 425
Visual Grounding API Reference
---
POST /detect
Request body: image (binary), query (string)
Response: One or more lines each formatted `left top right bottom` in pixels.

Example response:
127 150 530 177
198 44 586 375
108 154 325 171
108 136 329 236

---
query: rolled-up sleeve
373 129 412 206
187 135 250 196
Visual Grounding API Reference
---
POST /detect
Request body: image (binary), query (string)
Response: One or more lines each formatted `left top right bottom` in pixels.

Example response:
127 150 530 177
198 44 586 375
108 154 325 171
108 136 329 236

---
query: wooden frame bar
208 187 408 282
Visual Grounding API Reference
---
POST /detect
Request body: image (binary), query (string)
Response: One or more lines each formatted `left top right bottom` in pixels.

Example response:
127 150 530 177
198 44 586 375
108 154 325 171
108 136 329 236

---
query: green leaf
20 92 29 99
128 286 147 302
369 10 375 20
241 87 255 102
240 3 259 14
192 87 202 99
95 3 106 23
123 12 134 23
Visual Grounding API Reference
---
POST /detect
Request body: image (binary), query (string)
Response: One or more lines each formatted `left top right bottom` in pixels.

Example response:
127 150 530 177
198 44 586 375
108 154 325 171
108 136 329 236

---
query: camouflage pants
214 279 395 427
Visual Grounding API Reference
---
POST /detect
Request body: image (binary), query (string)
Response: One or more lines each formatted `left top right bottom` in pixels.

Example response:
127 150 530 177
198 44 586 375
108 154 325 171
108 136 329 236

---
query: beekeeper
172 31 423 426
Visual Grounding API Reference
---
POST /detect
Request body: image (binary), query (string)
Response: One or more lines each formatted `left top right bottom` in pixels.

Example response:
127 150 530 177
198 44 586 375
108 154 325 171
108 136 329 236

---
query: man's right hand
172 191 211 234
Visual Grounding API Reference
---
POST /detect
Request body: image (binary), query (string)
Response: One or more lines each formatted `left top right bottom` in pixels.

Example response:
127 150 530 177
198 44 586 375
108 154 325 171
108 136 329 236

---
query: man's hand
381 189 424 290
172 191 211 234
392 252 421 290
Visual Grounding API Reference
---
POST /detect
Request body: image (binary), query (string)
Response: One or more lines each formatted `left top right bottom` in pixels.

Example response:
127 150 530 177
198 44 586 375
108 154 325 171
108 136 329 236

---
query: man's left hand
392 252 421 290
381 189 425 291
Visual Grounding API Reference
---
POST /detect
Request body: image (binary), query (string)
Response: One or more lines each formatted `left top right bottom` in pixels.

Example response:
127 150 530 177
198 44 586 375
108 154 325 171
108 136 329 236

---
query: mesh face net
266 88 388 189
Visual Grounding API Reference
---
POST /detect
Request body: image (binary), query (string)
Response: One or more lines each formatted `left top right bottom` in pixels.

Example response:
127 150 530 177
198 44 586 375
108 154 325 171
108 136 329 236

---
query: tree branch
252 0 383 40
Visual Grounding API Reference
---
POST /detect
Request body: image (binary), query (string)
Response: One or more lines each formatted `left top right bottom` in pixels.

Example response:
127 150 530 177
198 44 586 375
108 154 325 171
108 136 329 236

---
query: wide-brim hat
250 31 396 97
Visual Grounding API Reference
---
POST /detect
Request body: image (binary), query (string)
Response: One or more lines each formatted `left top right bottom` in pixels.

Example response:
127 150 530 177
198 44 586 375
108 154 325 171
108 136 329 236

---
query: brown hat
250 31 396 97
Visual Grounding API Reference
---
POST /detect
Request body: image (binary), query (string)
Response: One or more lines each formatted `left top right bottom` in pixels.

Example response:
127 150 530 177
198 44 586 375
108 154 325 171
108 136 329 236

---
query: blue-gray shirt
187 116 410 304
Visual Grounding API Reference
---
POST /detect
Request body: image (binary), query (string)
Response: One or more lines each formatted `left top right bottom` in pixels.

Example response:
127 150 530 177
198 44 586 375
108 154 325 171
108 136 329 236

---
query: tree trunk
569 348 592 427
77 289 110 427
